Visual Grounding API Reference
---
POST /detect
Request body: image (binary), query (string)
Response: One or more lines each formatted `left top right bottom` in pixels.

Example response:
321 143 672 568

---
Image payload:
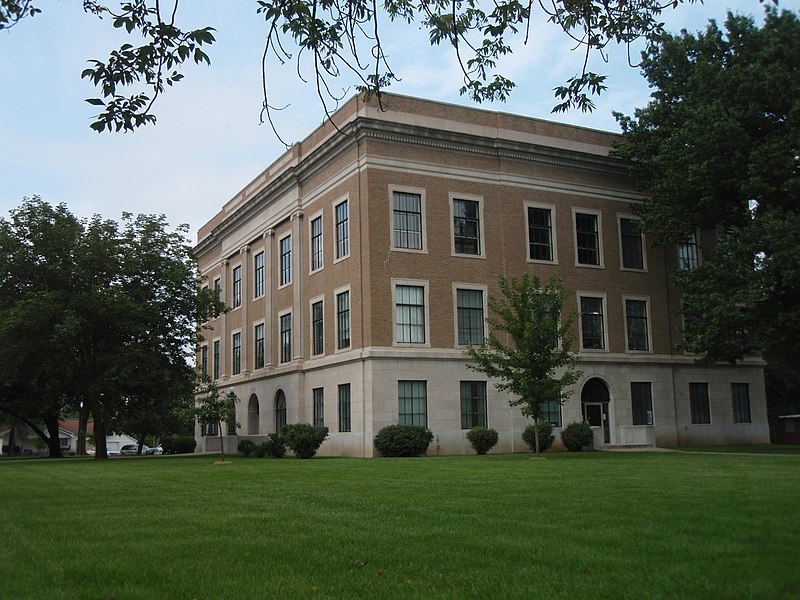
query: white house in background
1 419 137 456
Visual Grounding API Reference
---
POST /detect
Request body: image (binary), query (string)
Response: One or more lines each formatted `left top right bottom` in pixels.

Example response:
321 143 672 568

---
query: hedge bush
161 435 197 455
522 422 555 453
561 422 594 451
282 424 328 459
374 424 433 457
256 433 287 458
237 439 257 457
466 427 499 455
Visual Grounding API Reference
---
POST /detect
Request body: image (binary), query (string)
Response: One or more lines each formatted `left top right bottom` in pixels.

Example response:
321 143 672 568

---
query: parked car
144 445 163 455
120 444 149 456
106 447 121 456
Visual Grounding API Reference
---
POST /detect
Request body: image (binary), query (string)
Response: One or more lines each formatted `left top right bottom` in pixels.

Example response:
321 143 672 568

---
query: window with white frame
575 211 601 266
395 283 426 344
678 232 699 270
398 380 427 427
460 381 487 429
690 383 710 424
542 399 562 427
392 190 423 250
254 323 265 369
335 199 349 260
311 300 324 356
456 288 484 345
232 332 242 375
254 251 265 298
619 217 645 270
580 295 606 350
338 383 351 432
731 383 751 423
310 214 323 272
213 340 220 379
631 382 653 425
625 298 650 351
279 234 292 286
313 387 324 427
336 289 351 350
452 197 482 255
279 312 292 363
232 265 242 308
527 205 555 262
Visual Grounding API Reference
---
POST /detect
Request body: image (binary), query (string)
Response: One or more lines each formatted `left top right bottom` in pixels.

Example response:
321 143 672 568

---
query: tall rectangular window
312 300 324 356
227 397 237 435
232 332 241 375
254 251 265 297
313 388 324 427
254 323 265 369
337 290 351 350
200 346 208 376
393 191 423 250
576 212 600 265
731 383 751 423
527 206 553 261
625 299 649 351
542 399 562 427
580 296 605 350
279 235 292 286
335 200 349 259
398 380 427 427
310 215 323 271
453 198 481 255
679 232 699 270
280 313 292 363
214 277 221 300
620 218 644 270
232 265 242 308
456 288 484 345
213 340 220 379
690 383 711 424
460 381 487 429
338 383 351 432
631 382 653 425
395 284 425 344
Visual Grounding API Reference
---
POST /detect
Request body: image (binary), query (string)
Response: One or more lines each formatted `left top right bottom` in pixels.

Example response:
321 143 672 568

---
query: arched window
275 390 287 432
248 394 259 435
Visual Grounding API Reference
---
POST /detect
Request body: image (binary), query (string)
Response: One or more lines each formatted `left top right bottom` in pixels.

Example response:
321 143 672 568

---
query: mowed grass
1 452 798 600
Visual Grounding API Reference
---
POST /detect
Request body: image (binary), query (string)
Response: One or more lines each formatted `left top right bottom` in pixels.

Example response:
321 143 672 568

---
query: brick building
193 93 769 456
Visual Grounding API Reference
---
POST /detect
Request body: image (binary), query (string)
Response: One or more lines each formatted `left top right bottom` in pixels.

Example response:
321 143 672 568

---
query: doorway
581 378 611 444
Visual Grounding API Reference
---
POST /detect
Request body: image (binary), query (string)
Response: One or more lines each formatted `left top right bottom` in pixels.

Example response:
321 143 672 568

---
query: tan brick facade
194 93 768 456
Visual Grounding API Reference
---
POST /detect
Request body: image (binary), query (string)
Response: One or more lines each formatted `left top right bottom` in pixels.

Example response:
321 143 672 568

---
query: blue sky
0 1 794 242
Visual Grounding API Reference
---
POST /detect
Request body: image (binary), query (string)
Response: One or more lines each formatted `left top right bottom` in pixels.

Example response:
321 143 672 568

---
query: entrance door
583 402 610 444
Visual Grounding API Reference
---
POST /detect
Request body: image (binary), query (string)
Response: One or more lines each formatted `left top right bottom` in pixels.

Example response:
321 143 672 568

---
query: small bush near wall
282 424 329 459
466 427 499 455
522 422 555 453
162 436 197 455
237 439 257 457
256 433 287 458
561 422 594 451
374 425 434 457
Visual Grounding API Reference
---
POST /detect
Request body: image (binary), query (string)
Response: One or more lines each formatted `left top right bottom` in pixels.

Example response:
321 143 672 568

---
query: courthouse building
194 93 769 456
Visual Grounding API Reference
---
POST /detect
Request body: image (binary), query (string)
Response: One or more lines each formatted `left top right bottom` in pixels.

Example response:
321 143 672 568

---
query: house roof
59 419 94 435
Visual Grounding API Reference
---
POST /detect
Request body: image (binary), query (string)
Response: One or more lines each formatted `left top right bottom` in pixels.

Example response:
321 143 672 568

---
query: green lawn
1 452 798 599
675 444 800 455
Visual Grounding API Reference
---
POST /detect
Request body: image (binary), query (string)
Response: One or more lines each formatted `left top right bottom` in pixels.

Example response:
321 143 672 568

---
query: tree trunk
8 425 17 455
533 418 541 456
218 422 225 460
77 402 90 456
44 413 63 458
93 407 108 460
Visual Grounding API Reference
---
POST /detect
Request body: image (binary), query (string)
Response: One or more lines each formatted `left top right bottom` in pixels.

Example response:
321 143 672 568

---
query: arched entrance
581 378 611 444
247 394 259 435
274 390 287 433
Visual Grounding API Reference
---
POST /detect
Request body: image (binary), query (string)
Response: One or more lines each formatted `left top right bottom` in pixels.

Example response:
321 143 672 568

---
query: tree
0 197 225 458
194 382 239 461
613 9 800 376
465 274 581 456
0 0 703 136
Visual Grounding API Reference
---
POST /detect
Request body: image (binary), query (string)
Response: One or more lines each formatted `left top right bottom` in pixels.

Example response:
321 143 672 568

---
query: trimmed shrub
522 422 555 453
466 427 499 455
561 422 594 452
161 435 197 455
282 424 329 459
374 424 433 457
256 433 287 458
237 439 257 457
